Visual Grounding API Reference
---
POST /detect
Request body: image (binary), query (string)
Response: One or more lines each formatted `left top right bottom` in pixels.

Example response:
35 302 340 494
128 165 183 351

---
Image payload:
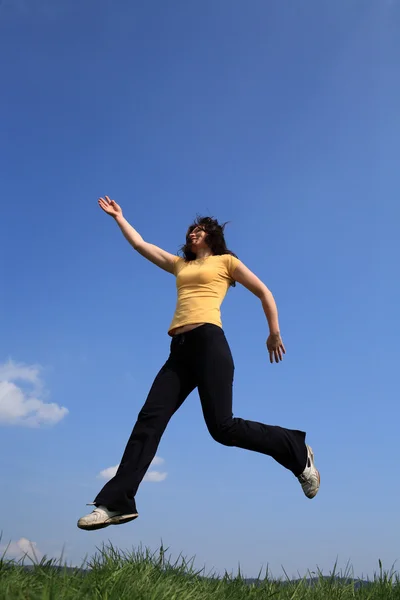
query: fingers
98 196 115 214
105 196 118 208
102 196 120 212
105 195 119 207
276 345 285 362
268 342 286 364
98 199 111 213
267 344 277 363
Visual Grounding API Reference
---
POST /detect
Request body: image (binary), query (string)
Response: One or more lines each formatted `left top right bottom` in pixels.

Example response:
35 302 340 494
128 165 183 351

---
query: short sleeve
172 255 183 276
225 254 241 279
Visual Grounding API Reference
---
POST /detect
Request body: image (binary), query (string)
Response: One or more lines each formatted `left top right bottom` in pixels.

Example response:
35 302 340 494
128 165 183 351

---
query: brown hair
180 216 237 285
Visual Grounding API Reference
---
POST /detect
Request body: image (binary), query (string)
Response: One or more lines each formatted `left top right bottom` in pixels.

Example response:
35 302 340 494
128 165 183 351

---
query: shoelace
298 471 318 486
298 474 309 485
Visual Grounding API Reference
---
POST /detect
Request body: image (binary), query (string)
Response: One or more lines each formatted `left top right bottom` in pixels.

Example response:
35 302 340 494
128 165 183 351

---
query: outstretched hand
98 196 123 219
266 332 286 364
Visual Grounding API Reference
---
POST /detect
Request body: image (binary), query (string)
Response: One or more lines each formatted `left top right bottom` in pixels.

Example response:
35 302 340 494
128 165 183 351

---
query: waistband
171 323 223 344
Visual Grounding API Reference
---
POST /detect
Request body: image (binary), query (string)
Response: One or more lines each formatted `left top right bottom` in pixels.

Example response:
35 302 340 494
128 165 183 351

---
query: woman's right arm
99 196 177 274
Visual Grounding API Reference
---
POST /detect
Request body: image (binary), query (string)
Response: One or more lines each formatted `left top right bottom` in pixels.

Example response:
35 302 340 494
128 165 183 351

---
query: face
187 226 209 252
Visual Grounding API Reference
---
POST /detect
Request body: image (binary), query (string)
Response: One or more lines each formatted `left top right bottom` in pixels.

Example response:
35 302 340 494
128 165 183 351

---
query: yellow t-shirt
168 254 241 335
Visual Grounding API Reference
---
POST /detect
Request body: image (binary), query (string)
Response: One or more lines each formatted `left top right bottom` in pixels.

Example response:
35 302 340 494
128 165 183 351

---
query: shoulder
173 256 185 275
218 253 241 276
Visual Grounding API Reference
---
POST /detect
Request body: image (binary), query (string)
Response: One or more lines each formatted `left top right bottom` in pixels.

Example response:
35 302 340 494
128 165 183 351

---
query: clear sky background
1 0 399 580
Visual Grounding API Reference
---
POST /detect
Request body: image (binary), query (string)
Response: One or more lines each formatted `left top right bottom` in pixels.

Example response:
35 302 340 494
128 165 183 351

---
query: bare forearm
112 212 175 272
260 289 280 334
114 215 144 250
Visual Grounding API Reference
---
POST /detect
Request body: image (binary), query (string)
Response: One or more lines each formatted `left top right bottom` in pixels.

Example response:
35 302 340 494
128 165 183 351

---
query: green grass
0 544 399 599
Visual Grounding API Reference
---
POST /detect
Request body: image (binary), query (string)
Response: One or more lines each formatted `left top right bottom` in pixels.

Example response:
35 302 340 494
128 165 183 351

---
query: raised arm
98 196 177 274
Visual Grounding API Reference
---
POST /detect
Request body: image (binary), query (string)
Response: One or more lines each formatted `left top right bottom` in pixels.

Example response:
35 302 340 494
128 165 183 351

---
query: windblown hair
180 216 237 285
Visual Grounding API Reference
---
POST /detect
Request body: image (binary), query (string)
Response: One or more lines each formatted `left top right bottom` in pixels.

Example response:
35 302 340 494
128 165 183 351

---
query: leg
195 326 307 476
94 352 196 513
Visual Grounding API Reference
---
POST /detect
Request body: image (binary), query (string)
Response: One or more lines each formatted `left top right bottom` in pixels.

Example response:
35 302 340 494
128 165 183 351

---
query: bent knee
208 425 235 447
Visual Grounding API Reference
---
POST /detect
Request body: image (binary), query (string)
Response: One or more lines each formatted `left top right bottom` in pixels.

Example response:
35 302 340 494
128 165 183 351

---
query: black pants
94 324 308 514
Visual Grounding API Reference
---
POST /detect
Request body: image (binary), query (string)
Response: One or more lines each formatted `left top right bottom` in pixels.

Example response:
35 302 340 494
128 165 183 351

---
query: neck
194 249 213 259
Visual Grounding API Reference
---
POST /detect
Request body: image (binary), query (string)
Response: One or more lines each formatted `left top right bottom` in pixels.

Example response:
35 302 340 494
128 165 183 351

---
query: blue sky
1 0 399 580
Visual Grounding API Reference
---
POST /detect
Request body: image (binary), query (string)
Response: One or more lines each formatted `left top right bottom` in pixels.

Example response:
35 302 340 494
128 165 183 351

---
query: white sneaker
77 505 138 531
297 445 320 499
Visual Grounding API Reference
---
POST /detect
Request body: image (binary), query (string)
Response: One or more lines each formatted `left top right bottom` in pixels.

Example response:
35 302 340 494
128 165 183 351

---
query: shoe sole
304 445 320 499
77 513 138 531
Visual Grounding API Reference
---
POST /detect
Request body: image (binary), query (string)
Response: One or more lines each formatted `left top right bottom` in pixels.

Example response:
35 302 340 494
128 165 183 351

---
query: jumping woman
78 196 320 531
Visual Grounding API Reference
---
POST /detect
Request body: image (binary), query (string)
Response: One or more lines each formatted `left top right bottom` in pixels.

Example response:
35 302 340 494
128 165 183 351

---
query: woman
78 196 320 531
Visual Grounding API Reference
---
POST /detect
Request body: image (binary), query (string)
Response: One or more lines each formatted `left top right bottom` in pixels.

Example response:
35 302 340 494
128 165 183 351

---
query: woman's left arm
232 261 286 363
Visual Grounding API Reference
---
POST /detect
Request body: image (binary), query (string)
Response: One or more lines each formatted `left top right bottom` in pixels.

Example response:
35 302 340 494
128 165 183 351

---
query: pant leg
94 342 196 513
194 325 307 477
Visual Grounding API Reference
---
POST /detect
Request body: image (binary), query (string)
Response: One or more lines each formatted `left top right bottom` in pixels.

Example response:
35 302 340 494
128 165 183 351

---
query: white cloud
0 361 41 385
98 456 167 483
150 456 165 466
98 465 119 480
144 471 167 482
0 538 43 562
0 359 68 427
